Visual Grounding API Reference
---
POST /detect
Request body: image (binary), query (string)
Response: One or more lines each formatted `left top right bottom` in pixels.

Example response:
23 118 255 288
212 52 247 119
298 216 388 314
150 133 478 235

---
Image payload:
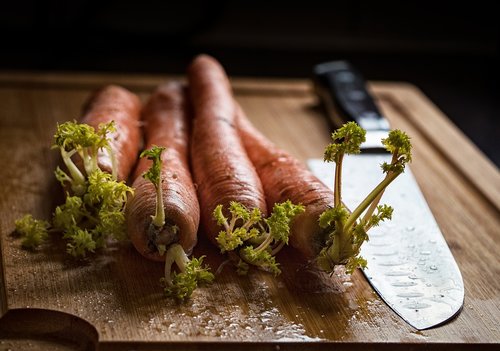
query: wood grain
0 73 498 350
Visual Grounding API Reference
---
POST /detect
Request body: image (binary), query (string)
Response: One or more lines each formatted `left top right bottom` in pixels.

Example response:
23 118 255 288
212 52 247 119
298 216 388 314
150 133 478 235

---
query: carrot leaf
140 145 165 187
214 202 262 253
239 246 281 276
53 120 117 195
323 121 366 162
15 214 50 250
64 226 97 257
15 120 132 259
266 200 305 244
52 195 86 231
161 244 214 301
214 200 304 275
51 168 132 258
140 145 166 228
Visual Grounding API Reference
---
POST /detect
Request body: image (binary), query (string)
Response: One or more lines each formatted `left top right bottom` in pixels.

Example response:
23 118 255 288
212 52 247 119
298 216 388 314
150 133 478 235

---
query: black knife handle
313 61 389 131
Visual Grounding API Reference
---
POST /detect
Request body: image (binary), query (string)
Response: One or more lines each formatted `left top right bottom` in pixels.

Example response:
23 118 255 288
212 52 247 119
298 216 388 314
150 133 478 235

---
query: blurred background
1 0 499 166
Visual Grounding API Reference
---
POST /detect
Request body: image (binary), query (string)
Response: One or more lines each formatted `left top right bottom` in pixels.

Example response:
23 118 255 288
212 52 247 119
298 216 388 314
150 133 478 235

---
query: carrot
188 55 267 244
126 82 212 300
188 55 304 276
235 104 334 261
16 86 139 257
127 82 199 262
80 85 141 182
237 105 413 276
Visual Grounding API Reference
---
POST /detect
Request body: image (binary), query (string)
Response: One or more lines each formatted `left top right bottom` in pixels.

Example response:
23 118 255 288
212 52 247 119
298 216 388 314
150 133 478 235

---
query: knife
308 61 464 330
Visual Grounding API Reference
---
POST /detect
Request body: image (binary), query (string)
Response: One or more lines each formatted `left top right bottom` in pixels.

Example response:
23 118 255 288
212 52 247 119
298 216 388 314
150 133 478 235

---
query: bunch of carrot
127 55 316 299
187 55 326 272
16 54 411 301
69 55 332 299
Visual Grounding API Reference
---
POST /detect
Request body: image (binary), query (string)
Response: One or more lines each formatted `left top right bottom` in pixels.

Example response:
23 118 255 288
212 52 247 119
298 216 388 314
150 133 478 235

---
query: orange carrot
127 82 200 262
80 85 141 182
235 104 334 261
188 54 267 245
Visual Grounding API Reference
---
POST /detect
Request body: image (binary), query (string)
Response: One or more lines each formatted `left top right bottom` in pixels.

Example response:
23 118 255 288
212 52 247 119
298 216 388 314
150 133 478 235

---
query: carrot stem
334 154 343 207
343 171 400 233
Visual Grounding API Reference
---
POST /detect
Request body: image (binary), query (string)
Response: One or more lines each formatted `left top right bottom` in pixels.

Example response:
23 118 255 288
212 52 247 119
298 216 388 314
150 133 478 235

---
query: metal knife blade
309 61 464 330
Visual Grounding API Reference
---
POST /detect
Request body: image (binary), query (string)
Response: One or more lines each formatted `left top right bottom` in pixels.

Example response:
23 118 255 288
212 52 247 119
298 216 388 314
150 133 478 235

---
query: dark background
2 0 499 166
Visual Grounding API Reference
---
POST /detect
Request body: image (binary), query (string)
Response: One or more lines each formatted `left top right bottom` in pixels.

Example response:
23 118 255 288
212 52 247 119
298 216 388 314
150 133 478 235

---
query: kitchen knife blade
308 61 464 330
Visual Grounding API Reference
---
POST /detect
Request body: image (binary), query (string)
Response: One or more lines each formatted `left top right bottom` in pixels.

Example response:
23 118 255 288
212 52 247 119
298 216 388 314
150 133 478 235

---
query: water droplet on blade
397 292 425 298
404 302 431 309
385 270 411 277
391 281 418 287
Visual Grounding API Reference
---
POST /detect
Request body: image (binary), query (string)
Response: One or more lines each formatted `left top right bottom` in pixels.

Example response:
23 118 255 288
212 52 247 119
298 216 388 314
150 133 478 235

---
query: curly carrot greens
214 202 262 252
140 146 214 301
214 200 304 275
317 122 412 274
15 120 132 258
53 120 117 195
52 169 132 256
323 122 366 208
160 244 214 301
14 214 50 250
140 146 166 228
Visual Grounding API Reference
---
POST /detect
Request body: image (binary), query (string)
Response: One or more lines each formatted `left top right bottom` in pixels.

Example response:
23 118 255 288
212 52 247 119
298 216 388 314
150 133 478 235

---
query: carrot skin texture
188 54 267 244
236 105 334 260
80 85 142 182
127 82 200 262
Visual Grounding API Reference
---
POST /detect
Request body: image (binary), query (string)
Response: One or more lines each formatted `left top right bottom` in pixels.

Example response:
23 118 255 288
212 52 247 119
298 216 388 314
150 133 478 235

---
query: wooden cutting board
0 72 499 350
